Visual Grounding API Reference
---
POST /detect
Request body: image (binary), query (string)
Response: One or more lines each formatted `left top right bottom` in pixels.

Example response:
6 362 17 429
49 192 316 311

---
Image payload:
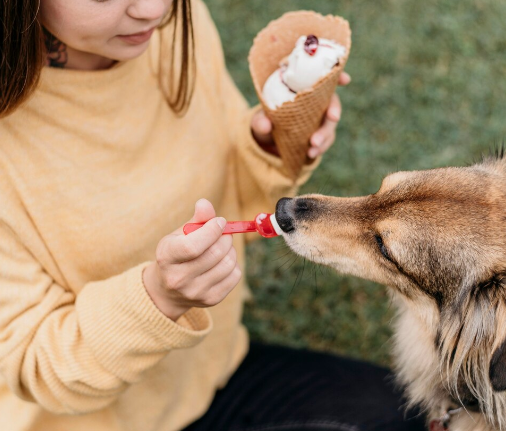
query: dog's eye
375 234 393 262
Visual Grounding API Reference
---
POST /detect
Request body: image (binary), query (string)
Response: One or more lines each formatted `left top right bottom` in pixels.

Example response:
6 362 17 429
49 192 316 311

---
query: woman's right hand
142 199 242 322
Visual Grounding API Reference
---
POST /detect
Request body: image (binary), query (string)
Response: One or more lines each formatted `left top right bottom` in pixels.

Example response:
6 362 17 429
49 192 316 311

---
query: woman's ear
490 338 506 391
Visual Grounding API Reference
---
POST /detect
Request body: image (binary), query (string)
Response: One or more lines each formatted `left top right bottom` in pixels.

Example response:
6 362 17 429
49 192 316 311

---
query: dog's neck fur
392 291 505 430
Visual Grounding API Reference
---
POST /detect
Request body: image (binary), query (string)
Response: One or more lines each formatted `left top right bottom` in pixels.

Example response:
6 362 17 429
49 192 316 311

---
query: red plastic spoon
183 213 282 238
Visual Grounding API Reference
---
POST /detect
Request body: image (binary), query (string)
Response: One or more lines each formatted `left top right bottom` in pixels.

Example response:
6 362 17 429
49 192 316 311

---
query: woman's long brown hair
159 0 196 116
0 0 195 118
0 0 44 118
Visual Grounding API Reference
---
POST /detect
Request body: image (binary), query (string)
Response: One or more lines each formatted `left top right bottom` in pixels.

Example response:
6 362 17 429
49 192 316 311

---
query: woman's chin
107 43 151 62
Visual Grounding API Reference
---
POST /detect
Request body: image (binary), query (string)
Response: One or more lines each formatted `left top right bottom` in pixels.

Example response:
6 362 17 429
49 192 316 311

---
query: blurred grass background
205 0 506 366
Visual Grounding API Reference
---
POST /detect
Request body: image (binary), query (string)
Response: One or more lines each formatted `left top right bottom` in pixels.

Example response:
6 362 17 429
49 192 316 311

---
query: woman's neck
62 48 117 71
43 27 117 71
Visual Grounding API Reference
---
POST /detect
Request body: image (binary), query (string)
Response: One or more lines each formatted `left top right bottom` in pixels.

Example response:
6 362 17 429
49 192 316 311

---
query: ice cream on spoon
262 34 347 110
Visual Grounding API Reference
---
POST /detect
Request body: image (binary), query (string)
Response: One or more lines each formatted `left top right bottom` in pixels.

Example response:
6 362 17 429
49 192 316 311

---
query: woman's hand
251 72 351 159
143 199 241 322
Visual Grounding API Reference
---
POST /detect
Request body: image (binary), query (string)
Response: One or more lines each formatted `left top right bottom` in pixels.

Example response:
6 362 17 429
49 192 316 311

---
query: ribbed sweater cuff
75 262 212 382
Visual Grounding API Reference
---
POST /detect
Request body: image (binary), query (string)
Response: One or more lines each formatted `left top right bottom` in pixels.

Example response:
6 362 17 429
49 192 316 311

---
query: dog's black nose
275 198 295 233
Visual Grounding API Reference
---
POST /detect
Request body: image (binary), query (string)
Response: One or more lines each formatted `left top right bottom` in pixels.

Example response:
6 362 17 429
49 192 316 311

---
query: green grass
205 0 506 366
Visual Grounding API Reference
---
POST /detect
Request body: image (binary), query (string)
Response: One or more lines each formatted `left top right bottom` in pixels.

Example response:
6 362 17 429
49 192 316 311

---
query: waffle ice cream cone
249 11 352 180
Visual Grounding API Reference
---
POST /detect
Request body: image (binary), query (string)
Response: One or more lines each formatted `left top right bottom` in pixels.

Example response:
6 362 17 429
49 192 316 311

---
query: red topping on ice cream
304 34 319 56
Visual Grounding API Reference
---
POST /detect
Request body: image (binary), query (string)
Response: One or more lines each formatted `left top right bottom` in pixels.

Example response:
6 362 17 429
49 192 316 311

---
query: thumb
190 198 216 223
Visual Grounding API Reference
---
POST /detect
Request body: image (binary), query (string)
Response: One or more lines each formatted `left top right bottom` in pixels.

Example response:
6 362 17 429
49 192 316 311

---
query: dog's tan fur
276 155 506 430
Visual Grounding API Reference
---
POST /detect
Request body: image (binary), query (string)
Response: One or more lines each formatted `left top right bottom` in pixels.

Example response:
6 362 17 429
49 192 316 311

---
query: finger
309 134 335 158
321 114 339 137
310 95 340 149
171 199 217 236
167 217 226 263
164 237 235 295
195 244 238 288
309 123 337 159
185 234 234 275
326 93 342 123
198 263 242 307
338 72 351 86
251 110 272 136
251 110 274 146
190 199 216 223
309 114 337 158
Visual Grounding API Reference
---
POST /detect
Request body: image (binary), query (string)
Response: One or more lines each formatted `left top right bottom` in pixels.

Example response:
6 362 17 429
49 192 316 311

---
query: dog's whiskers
280 254 300 272
271 249 295 262
289 257 306 298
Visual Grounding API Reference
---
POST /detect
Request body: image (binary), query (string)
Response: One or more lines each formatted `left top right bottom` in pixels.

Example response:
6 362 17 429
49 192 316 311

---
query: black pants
182 343 426 431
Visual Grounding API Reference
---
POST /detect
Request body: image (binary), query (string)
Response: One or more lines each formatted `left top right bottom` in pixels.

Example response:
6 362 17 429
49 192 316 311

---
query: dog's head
276 155 506 425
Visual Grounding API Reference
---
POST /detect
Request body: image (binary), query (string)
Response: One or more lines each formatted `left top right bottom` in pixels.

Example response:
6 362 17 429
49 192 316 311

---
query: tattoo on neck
43 27 68 68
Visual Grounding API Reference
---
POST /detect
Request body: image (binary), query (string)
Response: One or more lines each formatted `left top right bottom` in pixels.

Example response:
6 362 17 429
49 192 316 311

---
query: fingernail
217 217 226 229
312 134 323 146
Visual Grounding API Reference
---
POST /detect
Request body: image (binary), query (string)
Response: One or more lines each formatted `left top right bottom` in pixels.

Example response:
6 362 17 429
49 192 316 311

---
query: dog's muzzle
276 197 315 233
275 197 295 233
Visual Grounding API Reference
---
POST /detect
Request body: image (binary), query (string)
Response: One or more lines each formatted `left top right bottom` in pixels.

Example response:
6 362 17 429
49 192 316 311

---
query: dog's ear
490 338 506 391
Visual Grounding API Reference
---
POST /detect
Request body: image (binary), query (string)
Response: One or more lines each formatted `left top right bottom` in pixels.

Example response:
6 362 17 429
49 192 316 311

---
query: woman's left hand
251 71 351 159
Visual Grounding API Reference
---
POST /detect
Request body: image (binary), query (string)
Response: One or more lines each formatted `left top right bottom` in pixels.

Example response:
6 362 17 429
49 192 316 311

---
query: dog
275 153 506 431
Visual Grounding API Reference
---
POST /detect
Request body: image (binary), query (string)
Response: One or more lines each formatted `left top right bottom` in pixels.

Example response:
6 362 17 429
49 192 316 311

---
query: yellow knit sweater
0 2 316 431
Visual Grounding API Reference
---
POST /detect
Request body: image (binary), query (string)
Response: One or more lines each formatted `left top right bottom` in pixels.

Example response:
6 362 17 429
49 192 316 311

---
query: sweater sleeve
195 1 321 222
0 221 212 414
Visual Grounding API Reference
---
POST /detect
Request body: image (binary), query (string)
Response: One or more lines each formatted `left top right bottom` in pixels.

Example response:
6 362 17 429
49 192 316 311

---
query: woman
0 0 424 430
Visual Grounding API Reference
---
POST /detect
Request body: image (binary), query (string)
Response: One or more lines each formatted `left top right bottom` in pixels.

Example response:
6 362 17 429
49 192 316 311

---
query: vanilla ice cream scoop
262 35 346 110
